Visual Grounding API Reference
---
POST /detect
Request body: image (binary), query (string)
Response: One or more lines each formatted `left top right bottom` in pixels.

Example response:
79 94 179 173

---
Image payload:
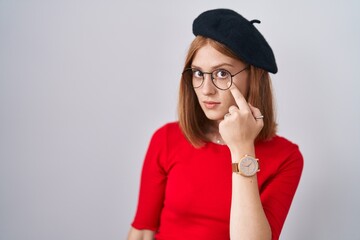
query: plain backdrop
1 0 360 239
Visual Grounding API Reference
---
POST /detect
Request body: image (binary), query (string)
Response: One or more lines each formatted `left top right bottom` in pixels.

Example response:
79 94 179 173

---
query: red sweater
132 122 303 240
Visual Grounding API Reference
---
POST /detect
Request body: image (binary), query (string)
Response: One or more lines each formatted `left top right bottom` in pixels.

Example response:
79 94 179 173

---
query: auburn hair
178 36 277 147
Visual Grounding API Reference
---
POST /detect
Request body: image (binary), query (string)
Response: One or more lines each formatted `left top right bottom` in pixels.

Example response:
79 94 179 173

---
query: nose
201 74 216 95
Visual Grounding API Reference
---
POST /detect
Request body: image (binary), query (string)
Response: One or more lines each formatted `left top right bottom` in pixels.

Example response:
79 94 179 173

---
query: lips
203 101 220 109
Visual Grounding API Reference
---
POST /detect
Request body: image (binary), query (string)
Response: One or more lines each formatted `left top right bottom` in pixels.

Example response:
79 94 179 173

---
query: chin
203 111 224 122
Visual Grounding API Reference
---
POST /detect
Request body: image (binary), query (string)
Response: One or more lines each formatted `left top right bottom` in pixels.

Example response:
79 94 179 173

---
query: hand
219 84 264 152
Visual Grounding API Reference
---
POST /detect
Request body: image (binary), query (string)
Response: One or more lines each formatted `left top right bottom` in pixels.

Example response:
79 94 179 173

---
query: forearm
127 227 155 240
229 149 271 240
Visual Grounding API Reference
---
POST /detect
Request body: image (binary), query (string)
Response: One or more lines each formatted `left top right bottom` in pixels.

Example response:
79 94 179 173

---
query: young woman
127 8 303 240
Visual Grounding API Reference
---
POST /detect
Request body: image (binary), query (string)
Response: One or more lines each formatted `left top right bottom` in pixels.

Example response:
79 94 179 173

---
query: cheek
233 77 250 96
194 89 201 100
221 91 237 108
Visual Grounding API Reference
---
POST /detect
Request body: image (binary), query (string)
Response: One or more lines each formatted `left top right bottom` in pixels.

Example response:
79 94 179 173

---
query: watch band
232 162 239 173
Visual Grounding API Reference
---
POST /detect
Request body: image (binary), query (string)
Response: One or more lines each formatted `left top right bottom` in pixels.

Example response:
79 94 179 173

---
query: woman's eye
193 70 203 78
215 70 230 79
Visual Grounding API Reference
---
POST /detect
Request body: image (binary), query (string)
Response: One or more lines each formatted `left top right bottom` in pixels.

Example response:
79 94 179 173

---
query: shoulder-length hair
178 36 277 148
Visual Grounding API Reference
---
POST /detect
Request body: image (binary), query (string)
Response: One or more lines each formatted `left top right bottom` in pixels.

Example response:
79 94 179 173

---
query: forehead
192 44 242 69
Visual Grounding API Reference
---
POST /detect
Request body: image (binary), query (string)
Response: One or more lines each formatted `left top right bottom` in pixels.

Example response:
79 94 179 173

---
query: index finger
229 83 250 111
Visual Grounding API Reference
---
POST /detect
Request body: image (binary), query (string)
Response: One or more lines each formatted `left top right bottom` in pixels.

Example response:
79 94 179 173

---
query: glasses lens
212 69 232 90
188 69 203 88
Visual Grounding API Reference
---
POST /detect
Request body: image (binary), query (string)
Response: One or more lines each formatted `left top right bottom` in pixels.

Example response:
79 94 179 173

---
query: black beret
193 9 278 74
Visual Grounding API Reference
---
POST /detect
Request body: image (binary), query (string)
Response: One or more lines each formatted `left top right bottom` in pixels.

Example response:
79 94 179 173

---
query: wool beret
193 9 278 74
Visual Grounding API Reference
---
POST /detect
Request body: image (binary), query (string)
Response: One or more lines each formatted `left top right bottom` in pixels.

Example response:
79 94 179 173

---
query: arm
229 147 271 240
219 84 271 240
127 227 155 240
129 127 168 239
260 148 303 239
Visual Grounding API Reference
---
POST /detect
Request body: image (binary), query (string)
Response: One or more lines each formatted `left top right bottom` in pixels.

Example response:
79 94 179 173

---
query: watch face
239 156 258 176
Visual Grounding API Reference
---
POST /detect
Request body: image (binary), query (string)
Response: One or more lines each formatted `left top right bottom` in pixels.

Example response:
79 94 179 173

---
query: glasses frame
182 65 249 90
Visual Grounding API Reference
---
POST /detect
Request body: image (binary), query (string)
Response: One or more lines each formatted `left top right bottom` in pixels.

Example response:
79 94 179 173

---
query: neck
205 123 225 145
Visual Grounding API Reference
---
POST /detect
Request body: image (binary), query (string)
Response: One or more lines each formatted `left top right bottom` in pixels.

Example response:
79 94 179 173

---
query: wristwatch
232 155 260 177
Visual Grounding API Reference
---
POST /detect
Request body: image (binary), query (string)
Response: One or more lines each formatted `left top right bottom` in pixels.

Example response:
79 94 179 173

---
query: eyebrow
191 63 235 71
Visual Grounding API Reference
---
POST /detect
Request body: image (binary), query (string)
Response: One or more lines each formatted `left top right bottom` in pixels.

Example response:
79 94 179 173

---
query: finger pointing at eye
229 84 250 112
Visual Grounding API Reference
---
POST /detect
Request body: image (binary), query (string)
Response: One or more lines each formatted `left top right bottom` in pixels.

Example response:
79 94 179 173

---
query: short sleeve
131 126 168 231
260 147 304 240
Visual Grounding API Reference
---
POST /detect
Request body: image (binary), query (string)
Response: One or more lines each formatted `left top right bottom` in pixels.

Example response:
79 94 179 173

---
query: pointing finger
229 83 250 111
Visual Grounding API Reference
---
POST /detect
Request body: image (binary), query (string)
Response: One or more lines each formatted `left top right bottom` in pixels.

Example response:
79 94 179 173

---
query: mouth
203 101 220 109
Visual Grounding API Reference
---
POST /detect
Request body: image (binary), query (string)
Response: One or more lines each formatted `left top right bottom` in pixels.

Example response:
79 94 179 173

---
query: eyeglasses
182 66 249 90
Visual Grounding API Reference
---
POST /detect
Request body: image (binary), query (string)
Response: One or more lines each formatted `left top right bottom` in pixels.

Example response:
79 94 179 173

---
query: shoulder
155 121 181 133
257 135 301 154
152 121 182 138
147 122 190 171
150 122 187 146
256 135 304 167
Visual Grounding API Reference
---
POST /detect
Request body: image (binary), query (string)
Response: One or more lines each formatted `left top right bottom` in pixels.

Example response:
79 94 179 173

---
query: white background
1 0 359 239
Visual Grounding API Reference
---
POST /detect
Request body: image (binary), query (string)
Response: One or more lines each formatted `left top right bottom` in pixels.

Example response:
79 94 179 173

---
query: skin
191 44 250 141
127 229 154 240
127 44 271 240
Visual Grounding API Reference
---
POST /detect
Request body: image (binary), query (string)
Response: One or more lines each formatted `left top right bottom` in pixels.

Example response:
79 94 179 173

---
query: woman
127 9 303 240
